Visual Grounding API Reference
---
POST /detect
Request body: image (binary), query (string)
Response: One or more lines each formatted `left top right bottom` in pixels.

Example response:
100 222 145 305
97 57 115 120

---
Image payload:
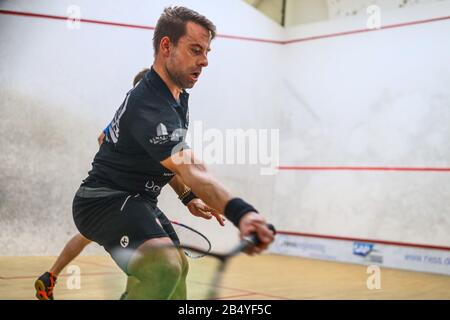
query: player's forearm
178 163 232 214
161 151 257 226
168 175 189 197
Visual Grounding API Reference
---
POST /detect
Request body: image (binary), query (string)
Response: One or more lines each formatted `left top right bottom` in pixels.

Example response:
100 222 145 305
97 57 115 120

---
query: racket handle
239 224 276 252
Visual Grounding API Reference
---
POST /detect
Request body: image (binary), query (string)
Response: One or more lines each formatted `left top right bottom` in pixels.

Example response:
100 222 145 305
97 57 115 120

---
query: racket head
169 220 212 259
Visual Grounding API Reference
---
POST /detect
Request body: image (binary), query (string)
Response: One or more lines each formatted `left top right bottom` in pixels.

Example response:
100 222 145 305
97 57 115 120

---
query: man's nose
198 54 208 67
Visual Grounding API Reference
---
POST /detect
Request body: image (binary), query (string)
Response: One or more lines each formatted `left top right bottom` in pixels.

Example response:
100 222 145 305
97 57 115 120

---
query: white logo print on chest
156 123 168 136
149 123 172 144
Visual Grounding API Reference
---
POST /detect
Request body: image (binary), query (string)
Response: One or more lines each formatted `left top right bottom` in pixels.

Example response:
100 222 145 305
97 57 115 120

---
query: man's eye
191 48 201 54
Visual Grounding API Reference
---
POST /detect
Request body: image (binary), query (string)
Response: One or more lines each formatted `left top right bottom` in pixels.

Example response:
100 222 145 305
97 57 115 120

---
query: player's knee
166 259 183 282
136 252 182 284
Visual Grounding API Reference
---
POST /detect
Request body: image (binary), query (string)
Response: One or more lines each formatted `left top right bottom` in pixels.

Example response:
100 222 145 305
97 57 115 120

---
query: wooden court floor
1 254 449 300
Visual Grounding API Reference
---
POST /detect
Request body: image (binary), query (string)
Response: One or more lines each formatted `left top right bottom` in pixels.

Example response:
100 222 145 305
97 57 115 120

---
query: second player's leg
49 233 92 276
35 233 91 300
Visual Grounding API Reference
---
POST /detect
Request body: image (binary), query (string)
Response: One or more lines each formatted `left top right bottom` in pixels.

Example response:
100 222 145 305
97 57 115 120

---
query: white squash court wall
275 1 450 247
0 0 283 255
1 0 449 258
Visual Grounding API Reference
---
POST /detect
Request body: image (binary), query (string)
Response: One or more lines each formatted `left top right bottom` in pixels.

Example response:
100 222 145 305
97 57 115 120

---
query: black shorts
72 186 180 274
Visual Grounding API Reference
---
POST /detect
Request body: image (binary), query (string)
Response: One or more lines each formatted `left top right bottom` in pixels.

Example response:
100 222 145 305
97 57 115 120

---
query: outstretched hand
187 198 226 226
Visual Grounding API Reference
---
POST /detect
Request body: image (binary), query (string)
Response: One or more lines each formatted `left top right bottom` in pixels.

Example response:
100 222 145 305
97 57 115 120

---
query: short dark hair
133 68 150 86
153 6 216 55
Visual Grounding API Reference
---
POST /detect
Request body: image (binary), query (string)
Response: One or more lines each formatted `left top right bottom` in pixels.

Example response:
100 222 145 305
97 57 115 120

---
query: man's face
165 21 211 89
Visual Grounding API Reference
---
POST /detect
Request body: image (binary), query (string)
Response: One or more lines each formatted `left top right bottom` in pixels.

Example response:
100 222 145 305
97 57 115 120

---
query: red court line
188 279 291 300
2 272 291 299
1 9 449 45
215 292 256 300
284 16 450 44
215 292 288 300
0 9 280 44
277 231 450 251
0 9 155 31
277 166 450 172
188 279 251 292
216 33 283 45
255 292 292 300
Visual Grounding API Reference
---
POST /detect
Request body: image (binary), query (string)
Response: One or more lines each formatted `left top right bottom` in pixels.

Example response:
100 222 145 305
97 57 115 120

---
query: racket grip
243 224 277 246
230 224 276 255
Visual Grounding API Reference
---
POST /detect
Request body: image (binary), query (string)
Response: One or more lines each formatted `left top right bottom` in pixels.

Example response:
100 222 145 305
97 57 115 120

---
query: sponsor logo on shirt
145 180 161 193
120 236 129 248
163 172 175 177
156 123 168 136
149 135 172 144
149 123 186 145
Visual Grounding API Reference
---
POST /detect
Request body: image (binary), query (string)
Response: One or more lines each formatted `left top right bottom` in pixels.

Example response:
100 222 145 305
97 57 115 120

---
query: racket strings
171 223 211 258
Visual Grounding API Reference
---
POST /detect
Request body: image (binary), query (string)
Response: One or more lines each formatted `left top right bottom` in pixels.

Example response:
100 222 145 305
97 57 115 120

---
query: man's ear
159 36 171 57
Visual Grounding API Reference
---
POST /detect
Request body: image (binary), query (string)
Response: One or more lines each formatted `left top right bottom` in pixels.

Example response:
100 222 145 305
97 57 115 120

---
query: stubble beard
165 59 193 90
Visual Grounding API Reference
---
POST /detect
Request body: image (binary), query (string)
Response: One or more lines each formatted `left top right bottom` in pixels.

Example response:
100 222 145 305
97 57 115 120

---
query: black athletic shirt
81 67 190 200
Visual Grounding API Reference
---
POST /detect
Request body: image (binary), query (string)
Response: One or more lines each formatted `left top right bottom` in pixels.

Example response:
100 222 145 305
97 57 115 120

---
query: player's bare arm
161 149 274 254
168 175 225 226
